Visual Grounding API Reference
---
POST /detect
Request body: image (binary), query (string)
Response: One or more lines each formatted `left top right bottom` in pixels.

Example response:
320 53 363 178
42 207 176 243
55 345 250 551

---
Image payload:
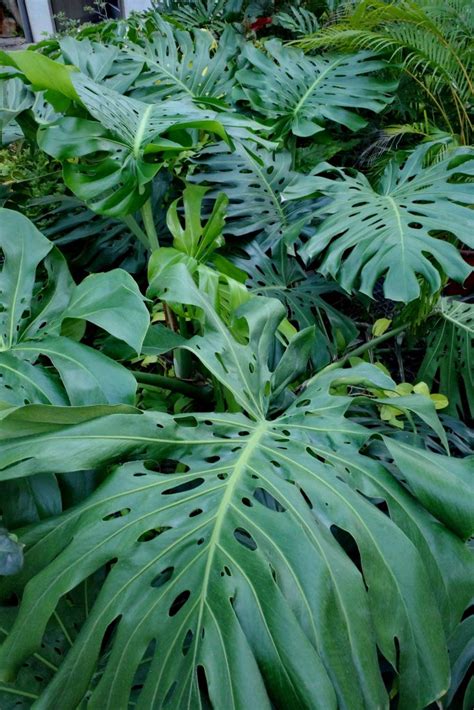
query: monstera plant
0 263 472 709
0 5 472 710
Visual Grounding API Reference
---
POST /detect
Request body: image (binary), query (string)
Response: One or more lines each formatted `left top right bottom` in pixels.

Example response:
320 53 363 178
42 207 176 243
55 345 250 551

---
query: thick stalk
303 323 408 389
132 370 211 400
174 315 192 380
141 199 159 251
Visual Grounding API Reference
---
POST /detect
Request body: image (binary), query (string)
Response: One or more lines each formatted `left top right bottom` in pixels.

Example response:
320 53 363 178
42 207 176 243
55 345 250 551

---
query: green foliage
295 0 474 143
0 209 149 407
418 297 474 418
0 5 472 709
236 41 396 137
284 142 474 302
0 272 471 708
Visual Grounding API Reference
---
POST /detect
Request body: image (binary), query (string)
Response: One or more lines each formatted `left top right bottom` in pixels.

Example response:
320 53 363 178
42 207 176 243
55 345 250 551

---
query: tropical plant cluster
0 1 472 708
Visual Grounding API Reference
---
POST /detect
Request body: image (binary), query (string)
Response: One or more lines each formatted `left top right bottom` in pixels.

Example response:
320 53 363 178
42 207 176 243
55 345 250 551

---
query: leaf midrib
187 420 269 705
292 57 345 121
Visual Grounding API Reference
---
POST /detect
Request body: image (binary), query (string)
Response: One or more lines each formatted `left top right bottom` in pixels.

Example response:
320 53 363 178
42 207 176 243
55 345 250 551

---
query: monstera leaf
38 74 229 217
283 143 474 301
128 18 238 102
418 297 474 418
58 36 143 93
235 241 357 368
0 78 33 143
236 41 396 137
0 265 471 710
191 142 313 245
0 209 149 407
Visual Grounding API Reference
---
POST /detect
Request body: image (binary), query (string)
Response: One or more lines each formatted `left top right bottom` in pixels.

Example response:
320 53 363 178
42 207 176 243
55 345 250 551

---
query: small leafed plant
0 2 472 709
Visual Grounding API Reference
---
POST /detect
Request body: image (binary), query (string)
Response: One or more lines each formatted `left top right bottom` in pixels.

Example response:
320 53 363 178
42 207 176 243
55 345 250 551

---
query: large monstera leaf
236 41 396 137
0 265 472 710
191 142 313 245
418 297 474 418
128 17 238 102
283 143 474 302
0 209 149 407
58 36 143 93
38 74 229 217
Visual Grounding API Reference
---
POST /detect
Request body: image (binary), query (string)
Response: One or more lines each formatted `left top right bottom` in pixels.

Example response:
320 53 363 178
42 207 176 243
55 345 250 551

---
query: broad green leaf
59 37 142 93
0 209 52 352
0 210 146 406
39 75 229 217
283 143 474 301
0 50 79 101
0 78 33 143
385 439 474 539
63 270 149 354
236 42 396 137
128 18 238 102
1 473 62 528
0 278 466 709
12 337 137 407
418 297 474 418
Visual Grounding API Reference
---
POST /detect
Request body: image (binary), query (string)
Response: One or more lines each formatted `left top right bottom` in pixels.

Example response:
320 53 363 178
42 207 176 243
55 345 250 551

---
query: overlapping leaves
128 18 239 102
0 264 471 710
0 209 149 408
38 73 229 217
191 142 313 245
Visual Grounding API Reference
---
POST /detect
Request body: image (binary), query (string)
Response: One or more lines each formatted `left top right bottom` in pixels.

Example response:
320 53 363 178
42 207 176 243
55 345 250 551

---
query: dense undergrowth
0 1 472 708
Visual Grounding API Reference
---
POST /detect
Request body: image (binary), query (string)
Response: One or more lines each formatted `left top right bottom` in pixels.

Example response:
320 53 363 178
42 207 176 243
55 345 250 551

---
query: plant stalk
122 215 150 250
132 370 210 399
141 199 159 251
303 323 408 389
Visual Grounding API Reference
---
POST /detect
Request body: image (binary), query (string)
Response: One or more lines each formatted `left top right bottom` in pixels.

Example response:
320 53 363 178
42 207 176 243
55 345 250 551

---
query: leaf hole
102 508 131 521
234 527 257 551
182 629 193 657
189 508 203 518
151 566 174 589
254 487 286 512
162 478 204 495
169 590 191 617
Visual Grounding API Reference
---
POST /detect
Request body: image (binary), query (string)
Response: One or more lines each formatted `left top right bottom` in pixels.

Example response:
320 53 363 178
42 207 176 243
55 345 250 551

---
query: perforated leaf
191 142 312 244
236 41 396 137
128 18 238 102
283 143 474 301
0 269 470 710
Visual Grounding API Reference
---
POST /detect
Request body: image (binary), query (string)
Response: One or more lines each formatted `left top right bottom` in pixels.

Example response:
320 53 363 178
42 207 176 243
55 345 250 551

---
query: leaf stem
303 323 408 389
141 199 159 251
122 214 150 250
328 323 408 370
132 370 211 400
